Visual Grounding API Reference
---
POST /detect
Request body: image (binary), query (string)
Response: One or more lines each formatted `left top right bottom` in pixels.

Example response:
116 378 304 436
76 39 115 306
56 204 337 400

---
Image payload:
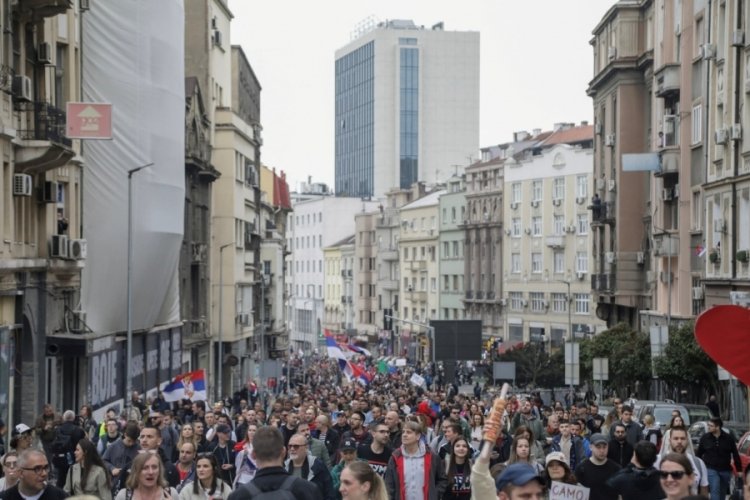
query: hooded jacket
384 443 448 500
606 463 665 500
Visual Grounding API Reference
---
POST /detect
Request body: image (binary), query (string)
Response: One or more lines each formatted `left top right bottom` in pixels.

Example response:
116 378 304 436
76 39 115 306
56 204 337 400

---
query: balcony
380 248 399 261
475 291 485 300
654 63 680 97
653 232 679 257
590 201 615 226
465 290 473 299
409 260 427 272
381 279 398 291
14 0 72 18
591 273 616 292
408 290 427 302
244 222 260 250
545 236 565 249
14 101 74 173
656 148 679 177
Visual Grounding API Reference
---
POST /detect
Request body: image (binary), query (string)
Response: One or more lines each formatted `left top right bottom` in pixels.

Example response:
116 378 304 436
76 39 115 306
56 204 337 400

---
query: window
532 217 542 236
532 181 543 201
452 241 459 257
576 252 588 273
530 292 545 312
430 277 437 291
554 215 565 235
443 241 450 257
553 251 565 274
443 275 450 290
553 178 565 200
451 207 456 223
509 292 524 311
531 253 542 273
511 183 522 203
512 218 521 237
574 293 590 314
511 253 521 273
576 176 588 198
576 214 589 235
552 293 568 313
691 104 702 145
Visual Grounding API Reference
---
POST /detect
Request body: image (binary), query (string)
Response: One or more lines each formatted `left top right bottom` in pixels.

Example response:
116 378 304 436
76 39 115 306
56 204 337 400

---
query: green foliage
496 342 564 388
654 322 719 398
579 323 652 397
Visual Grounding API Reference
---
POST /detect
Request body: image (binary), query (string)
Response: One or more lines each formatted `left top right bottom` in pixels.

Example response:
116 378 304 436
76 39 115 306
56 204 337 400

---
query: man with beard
339 411 371 450
383 410 402 450
656 426 709 496
332 411 351 436
296 422 330 467
511 400 544 443
357 423 392 478
608 405 642 447
285 433 334 500
607 423 634 468
574 433 621 500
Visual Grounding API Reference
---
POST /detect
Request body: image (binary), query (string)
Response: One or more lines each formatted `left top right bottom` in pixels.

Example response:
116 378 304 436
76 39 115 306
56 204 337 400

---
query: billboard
431 320 482 361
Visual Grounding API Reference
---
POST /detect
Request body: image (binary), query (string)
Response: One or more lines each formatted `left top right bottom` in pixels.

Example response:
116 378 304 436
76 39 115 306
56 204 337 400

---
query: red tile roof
540 125 594 146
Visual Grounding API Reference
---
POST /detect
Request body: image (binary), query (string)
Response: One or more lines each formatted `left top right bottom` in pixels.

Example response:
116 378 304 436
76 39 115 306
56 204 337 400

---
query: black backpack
50 428 72 455
243 475 297 499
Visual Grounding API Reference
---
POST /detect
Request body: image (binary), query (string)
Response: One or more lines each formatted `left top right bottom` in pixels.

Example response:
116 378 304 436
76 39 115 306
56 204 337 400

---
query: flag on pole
346 344 372 357
162 369 207 402
325 331 347 362
697 245 707 257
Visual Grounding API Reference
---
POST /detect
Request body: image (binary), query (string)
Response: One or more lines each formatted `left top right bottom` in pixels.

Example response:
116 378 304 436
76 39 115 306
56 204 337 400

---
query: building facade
438 176 467 322
334 19 479 199
354 212 378 340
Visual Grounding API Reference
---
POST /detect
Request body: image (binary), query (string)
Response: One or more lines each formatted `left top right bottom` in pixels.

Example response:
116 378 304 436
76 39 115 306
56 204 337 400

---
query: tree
496 342 564 388
654 322 720 403
579 323 652 399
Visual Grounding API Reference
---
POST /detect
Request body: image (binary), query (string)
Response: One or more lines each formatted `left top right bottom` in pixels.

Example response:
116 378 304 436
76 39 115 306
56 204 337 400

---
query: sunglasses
659 470 687 480
288 443 306 449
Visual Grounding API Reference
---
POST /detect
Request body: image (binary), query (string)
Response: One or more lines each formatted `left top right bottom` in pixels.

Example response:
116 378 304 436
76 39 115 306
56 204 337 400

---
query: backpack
50 428 72 456
243 475 297 500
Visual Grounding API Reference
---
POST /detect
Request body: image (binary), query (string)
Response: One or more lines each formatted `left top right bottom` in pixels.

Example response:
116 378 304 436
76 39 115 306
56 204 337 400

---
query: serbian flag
349 362 372 387
162 369 207 402
325 331 347 362
346 344 372 357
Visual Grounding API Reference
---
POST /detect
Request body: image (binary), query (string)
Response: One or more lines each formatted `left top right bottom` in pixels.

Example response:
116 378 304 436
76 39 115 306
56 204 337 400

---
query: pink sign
66 102 113 139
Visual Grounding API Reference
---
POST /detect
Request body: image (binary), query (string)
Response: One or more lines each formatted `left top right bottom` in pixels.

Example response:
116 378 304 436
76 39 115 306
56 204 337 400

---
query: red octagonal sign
66 102 113 140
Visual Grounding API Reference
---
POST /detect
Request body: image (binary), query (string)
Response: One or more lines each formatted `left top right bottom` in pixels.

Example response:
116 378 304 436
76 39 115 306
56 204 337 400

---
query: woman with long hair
0 452 20 491
442 437 472 499
512 426 544 465
543 451 578 487
504 437 544 474
64 439 111 499
469 413 484 450
659 452 694 500
232 423 258 487
178 453 232 500
339 461 388 500
115 452 179 500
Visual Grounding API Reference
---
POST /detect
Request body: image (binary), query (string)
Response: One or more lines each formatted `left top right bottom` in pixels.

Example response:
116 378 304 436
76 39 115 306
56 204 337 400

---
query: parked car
688 420 749 448
733 431 750 476
680 404 713 425
632 400 692 431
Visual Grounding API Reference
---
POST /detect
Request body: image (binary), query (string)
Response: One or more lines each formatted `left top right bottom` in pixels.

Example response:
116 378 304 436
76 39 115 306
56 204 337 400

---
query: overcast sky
228 1 612 192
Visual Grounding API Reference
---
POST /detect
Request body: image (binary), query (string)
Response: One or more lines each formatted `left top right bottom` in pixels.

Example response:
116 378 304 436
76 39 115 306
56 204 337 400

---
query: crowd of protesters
0 354 746 499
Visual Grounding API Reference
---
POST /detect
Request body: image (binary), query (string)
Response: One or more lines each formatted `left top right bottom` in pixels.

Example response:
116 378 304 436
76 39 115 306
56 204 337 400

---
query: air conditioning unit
12 75 32 102
68 239 87 260
608 180 616 191
731 124 742 141
13 174 32 196
608 46 617 60
596 179 606 191
38 42 52 64
692 286 704 300
662 188 674 201
701 43 716 60
715 128 728 145
605 251 616 264
553 199 562 207
50 235 69 259
732 30 745 47
40 181 57 203
213 30 222 46
510 202 518 210
636 251 645 264
237 313 249 325
577 272 585 280
576 196 585 205
530 200 539 208
604 134 616 147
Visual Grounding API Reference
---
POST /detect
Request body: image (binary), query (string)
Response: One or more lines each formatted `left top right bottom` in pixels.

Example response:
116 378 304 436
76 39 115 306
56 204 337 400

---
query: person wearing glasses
63 439 111 499
356 423 391 479
339 412 371 452
178 453 232 500
0 452 20 491
9 425 33 454
285 433 334 500
0 449 67 499
658 452 694 500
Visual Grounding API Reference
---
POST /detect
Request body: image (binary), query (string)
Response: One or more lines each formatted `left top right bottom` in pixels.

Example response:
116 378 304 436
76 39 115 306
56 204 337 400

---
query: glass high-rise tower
335 20 479 199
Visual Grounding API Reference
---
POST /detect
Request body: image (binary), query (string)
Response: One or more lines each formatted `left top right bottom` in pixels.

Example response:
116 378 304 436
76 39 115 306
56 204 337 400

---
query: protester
0 449 67 500
442 437 472 499
606 440 664 500
285 433 334 500
0 452 20 492
384 420 447 500
573 433 620 500
696 417 742 500
658 452 695 500
113 452 179 500
63 439 111 499
232 423 257 487
333 439 365 500
178 453 231 500
338 461 388 500
542 451 577 487
173 441 196 493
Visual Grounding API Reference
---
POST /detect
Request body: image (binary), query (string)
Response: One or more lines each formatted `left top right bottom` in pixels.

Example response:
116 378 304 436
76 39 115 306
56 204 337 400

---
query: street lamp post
217 242 234 403
385 314 435 363
126 162 152 418
558 279 574 397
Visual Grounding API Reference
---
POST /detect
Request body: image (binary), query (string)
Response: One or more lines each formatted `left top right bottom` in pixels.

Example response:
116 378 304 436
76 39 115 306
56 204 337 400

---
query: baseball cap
545 451 569 468
590 433 608 445
340 438 357 451
215 424 231 434
13 423 31 435
495 463 544 491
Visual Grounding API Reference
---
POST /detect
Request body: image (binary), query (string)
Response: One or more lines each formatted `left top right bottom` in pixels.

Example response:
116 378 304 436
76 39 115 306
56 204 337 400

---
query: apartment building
0 0 82 423
334 19 479 198
354 212 379 339
398 188 444 361
323 235 355 338
438 176 467 322
504 139 605 345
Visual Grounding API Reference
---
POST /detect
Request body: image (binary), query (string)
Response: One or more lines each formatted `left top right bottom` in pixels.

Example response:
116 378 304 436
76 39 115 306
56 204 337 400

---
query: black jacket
606 463 664 500
227 466 323 500
607 439 634 468
311 427 340 459
697 430 742 471
0 485 68 499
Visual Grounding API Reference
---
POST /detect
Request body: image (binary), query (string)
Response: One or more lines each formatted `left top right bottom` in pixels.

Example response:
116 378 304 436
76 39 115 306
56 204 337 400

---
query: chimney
580 120 589 126
513 131 529 142
532 128 542 137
